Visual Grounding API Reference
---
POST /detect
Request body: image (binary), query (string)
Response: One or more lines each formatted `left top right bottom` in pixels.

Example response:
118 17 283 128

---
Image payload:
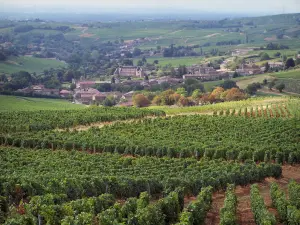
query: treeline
216 40 241 46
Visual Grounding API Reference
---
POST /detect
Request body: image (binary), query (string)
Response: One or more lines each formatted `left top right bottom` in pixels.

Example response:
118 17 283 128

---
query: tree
122 59 133 66
220 80 238 90
285 58 295 69
295 58 300 66
0 52 6 61
142 56 147 64
232 72 239 78
260 53 270 61
191 89 202 100
225 88 246 101
103 96 116 107
246 83 261 95
210 87 225 100
133 94 151 108
275 83 285 93
133 48 142 57
263 79 268 85
176 87 188 97
70 83 76 91
137 60 144 67
268 81 275 90
153 60 159 64
264 62 270 72
111 77 116 84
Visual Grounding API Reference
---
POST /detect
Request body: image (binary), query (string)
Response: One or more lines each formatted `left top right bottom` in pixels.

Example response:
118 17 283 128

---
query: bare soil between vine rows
202 165 300 225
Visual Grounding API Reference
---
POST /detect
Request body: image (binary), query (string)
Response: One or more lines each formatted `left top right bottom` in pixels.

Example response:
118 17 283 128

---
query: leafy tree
153 60 159 64
232 72 239 78
102 96 116 107
122 59 133 66
275 83 285 93
268 81 275 90
137 60 144 67
260 53 270 61
264 62 270 72
176 87 188 97
246 83 261 95
191 89 202 100
225 88 246 101
133 48 142 57
133 94 151 108
210 87 225 100
220 80 238 90
285 58 295 69
70 83 76 91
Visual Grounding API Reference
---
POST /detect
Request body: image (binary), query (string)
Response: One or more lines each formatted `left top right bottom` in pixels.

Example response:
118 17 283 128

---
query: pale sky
1 0 300 14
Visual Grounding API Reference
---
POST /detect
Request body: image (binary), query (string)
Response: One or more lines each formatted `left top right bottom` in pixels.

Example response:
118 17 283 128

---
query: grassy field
270 69 300 79
0 56 66 74
0 95 85 111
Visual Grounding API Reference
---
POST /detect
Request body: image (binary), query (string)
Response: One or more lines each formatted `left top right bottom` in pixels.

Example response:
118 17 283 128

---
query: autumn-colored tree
160 89 176 105
152 95 162 106
170 93 181 104
133 94 151 108
225 88 246 101
210 87 225 100
177 96 190 106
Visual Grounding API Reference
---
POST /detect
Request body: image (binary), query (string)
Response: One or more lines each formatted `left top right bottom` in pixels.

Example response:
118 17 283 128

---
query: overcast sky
1 0 300 14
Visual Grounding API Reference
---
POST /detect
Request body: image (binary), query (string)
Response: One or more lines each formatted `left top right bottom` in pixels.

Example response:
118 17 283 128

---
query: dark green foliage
270 183 288 222
250 184 276 225
220 184 237 225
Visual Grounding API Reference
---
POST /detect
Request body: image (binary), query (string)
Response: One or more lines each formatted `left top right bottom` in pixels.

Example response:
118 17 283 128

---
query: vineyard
0 107 165 133
1 97 300 224
0 147 282 224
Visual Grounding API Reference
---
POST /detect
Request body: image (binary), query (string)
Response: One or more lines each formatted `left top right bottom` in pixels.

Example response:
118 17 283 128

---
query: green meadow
0 95 85 111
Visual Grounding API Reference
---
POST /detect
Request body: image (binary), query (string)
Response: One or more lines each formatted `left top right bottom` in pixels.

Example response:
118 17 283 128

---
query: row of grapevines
4 193 115 225
288 180 300 209
219 184 237 225
2 115 298 162
176 186 213 225
0 107 165 133
250 184 276 225
270 181 300 224
0 147 282 205
214 103 292 119
270 183 288 222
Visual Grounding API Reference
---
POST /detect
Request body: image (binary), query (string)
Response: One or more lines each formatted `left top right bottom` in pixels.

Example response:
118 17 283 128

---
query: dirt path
205 192 225 225
205 165 300 225
236 185 256 225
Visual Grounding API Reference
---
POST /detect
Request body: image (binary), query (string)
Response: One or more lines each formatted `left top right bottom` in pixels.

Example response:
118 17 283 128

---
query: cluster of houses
183 65 229 81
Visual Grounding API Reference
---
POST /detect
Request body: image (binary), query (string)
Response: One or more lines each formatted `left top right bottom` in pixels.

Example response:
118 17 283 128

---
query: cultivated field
0 56 66 74
1 96 300 224
0 95 84 111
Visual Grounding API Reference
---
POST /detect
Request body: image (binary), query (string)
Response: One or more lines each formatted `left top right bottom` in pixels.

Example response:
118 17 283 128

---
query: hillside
0 95 84 111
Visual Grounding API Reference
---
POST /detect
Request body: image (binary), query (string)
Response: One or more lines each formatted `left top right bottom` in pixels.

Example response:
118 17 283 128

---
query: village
14 51 290 107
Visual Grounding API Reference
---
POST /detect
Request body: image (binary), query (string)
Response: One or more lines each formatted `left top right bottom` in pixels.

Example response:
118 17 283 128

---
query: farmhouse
60 90 72 98
183 72 229 81
76 81 96 89
183 65 229 81
268 62 284 69
16 85 60 97
114 66 144 78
